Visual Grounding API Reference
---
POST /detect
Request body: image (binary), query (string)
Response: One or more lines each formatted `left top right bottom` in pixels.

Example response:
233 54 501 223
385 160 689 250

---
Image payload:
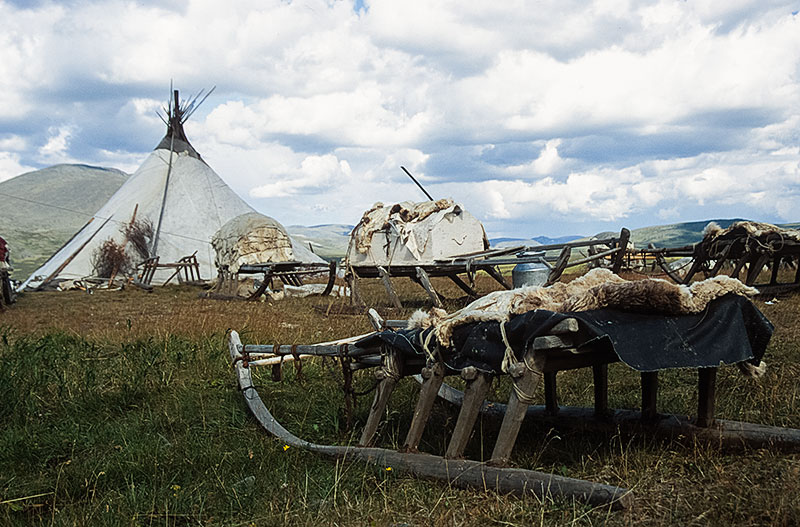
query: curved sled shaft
229 331 632 510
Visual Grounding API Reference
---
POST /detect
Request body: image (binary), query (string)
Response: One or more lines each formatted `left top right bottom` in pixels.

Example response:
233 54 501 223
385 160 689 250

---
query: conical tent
22 90 322 290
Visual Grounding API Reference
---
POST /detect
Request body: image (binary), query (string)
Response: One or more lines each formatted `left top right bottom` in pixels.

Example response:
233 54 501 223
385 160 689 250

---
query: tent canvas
346 199 488 267
22 90 322 290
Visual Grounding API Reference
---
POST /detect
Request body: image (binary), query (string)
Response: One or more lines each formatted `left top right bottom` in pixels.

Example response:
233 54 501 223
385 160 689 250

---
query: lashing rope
499 321 540 405
380 347 402 381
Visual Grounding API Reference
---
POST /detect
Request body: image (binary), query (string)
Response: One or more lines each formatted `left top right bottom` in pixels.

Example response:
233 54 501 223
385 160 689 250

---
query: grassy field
1 272 799 526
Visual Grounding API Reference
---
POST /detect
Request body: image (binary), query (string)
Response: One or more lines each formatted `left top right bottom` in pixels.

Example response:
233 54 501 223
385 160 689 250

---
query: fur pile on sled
408 268 759 346
702 220 800 242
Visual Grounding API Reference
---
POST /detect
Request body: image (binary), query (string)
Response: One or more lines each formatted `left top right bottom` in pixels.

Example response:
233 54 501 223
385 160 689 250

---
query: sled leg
445 369 492 459
377 266 403 309
641 371 659 421
403 362 446 452
696 367 717 428
491 353 541 465
359 348 402 447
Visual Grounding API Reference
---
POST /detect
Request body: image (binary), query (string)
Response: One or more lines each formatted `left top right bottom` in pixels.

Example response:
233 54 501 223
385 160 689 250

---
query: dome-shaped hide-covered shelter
212 212 296 273
346 199 488 267
211 212 330 299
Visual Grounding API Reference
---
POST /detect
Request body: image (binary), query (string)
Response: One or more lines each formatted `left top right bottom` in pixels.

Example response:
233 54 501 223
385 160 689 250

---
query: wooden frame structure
227 303 799 509
229 328 633 509
346 228 631 308
228 260 337 300
135 252 203 289
642 228 800 293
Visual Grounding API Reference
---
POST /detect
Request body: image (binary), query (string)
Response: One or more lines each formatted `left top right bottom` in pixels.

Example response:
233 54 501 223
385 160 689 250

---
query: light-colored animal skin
702 220 800 242
407 268 764 376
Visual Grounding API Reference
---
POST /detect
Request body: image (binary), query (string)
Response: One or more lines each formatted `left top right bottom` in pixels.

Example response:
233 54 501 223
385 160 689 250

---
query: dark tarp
357 293 773 373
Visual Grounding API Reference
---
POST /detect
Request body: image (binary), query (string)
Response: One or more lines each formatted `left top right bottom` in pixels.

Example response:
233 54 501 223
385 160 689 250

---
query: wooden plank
448 273 479 297
445 371 491 458
359 374 399 447
321 260 337 296
377 266 403 309
681 248 707 285
770 256 781 285
491 353 541 465
271 363 283 382
403 362 446 452
641 371 658 421
593 364 609 418
611 228 631 275
696 367 717 428
745 253 771 286
550 318 579 334
544 246 571 287
562 247 620 269
415 267 444 308
709 243 732 277
544 372 559 415
247 271 272 300
654 251 685 284
367 308 386 331
533 335 572 350
484 265 512 290
346 271 365 307
795 256 800 284
731 253 749 281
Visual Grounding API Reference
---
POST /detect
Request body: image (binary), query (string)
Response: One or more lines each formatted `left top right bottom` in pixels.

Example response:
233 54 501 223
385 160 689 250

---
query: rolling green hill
0 164 128 279
594 219 799 249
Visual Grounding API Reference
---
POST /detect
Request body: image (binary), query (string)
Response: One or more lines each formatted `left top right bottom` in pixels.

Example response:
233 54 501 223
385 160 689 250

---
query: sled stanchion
359 347 402 447
491 349 541 465
641 371 659 421
593 364 609 418
445 368 492 459
403 362 446 452
696 367 717 428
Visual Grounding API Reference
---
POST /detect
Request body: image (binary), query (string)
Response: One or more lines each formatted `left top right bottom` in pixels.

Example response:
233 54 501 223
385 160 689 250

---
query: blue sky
1 0 799 238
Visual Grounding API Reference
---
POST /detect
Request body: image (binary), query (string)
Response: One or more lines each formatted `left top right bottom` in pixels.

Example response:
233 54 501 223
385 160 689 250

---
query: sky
1 0 799 239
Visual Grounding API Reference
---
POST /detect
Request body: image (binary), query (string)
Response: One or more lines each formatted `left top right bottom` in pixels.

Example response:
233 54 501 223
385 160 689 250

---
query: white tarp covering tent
346 199 489 267
21 90 321 290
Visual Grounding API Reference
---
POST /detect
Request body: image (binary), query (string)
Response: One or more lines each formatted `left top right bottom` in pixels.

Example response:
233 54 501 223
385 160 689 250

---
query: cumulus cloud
250 153 352 198
0 152 35 183
0 0 798 237
37 126 76 165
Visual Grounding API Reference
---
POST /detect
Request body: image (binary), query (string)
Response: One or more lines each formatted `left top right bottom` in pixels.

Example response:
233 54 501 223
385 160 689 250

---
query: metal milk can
511 250 549 288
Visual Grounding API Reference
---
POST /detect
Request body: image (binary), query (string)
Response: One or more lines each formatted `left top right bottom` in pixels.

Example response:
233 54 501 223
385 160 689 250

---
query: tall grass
1 276 799 525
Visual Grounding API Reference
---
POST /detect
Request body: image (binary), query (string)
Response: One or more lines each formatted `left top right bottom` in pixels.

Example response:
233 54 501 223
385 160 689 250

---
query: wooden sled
641 224 800 294
346 228 631 309
229 328 632 510
229 307 799 510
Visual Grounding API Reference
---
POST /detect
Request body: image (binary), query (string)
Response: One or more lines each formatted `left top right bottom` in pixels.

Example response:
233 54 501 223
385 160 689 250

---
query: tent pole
151 90 179 257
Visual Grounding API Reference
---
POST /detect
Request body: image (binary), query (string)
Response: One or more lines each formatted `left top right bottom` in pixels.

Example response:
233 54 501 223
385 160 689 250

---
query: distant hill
286 224 354 259
0 164 128 279
491 235 582 248
5 163 798 279
624 219 746 248
490 238 542 249
623 219 798 249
